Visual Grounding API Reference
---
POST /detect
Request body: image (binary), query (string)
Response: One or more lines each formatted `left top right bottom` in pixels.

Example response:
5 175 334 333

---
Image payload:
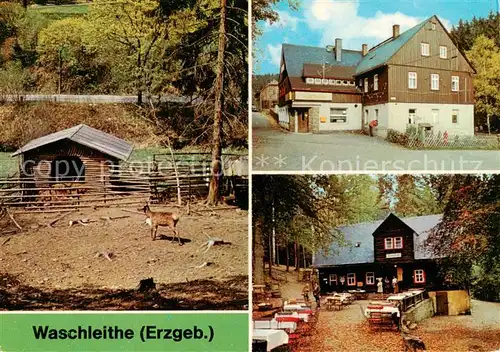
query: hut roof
12 124 134 161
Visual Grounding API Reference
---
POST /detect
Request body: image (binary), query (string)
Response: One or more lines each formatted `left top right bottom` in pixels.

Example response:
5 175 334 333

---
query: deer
141 204 181 244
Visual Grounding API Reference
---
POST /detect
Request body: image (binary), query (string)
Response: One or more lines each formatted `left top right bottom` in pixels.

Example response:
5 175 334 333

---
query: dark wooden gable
372 213 415 263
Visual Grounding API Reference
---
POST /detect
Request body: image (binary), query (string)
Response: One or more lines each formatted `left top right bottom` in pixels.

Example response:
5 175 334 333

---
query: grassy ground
29 3 89 15
0 152 17 178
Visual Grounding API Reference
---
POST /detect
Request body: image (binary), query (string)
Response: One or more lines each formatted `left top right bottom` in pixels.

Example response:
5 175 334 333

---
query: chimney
362 44 368 56
335 38 342 62
393 24 400 39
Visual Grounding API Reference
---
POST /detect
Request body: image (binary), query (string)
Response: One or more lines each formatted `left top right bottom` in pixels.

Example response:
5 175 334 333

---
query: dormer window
335 80 342 85
314 78 321 84
328 79 335 85
322 79 328 85
385 236 403 249
306 77 314 84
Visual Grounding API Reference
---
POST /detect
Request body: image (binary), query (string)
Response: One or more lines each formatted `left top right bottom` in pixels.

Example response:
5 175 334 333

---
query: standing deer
141 204 181 244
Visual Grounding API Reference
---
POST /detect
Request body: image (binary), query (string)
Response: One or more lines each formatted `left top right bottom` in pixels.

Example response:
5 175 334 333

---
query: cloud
265 10 301 31
267 44 282 67
301 0 450 50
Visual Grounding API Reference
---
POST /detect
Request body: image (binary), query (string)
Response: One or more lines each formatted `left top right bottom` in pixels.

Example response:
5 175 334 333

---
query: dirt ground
264 266 500 352
0 204 248 310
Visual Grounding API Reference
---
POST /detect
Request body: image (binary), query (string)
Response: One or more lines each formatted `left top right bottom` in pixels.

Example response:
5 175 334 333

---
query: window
440 46 447 59
409 109 417 124
431 23 436 30
329 274 337 285
374 74 379 91
375 109 379 121
384 237 393 249
431 74 440 90
347 273 356 286
364 78 368 93
314 78 321 84
306 77 314 84
328 79 336 85
330 108 347 123
366 272 375 285
452 109 459 124
414 269 426 283
421 42 430 56
452 76 459 92
335 80 342 85
394 237 403 249
322 79 329 85
408 72 417 89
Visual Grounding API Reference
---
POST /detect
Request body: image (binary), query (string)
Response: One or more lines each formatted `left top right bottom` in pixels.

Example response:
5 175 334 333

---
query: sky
253 0 499 74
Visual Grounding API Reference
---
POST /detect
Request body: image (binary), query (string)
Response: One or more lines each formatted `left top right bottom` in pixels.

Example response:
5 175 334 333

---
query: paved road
252 112 500 172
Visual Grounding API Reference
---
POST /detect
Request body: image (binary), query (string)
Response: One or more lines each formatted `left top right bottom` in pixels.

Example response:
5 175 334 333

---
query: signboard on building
386 253 402 259
295 91 332 101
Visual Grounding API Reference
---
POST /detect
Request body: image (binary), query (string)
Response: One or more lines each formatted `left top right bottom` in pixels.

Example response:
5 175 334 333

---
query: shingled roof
282 44 362 77
313 213 442 267
355 18 429 75
280 16 438 80
12 124 134 161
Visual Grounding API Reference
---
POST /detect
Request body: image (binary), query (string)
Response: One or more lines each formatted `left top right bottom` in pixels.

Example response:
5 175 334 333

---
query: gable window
384 237 394 250
306 77 314 84
347 273 356 286
409 109 417 124
452 110 459 124
431 74 440 90
364 78 368 93
374 74 379 91
329 274 337 285
366 272 375 285
394 237 403 249
414 269 426 284
330 108 347 123
421 42 430 56
452 76 459 92
440 46 448 59
408 72 417 89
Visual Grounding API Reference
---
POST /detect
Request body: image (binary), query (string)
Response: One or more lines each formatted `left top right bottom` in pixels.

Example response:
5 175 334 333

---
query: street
252 112 500 172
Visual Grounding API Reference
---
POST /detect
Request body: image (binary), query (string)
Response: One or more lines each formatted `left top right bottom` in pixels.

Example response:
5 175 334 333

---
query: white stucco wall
388 103 474 136
317 103 362 131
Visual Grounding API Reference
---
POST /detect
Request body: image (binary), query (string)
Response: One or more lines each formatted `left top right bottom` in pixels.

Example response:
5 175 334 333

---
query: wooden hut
12 124 134 199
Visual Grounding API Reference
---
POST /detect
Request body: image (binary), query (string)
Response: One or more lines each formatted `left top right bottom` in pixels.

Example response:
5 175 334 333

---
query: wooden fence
0 153 248 212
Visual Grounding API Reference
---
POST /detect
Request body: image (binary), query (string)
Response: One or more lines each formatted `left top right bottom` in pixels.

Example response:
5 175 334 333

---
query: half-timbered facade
277 15 476 135
313 213 453 293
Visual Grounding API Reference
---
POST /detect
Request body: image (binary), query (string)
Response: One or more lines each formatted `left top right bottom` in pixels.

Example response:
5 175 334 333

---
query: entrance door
298 109 309 133
436 292 449 315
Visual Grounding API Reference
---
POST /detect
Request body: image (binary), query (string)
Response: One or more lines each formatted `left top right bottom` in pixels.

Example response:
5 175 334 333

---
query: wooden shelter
12 124 134 197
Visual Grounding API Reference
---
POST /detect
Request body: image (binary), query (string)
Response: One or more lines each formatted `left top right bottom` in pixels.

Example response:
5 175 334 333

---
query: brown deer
141 204 181 244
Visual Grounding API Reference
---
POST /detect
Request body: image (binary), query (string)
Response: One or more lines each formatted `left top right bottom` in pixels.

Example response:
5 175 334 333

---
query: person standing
313 283 321 308
377 278 383 294
302 283 310 303
392 276 399 294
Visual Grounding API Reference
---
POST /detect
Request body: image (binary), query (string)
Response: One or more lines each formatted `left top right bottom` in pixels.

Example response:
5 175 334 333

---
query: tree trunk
253 216 265 285
303 245 307 268
268 226 273 278
286 242 290 272
487 114 491 135
207 0 226 205
294 242 299 271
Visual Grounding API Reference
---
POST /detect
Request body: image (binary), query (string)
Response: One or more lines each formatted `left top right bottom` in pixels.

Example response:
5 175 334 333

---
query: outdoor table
365 303 400 317
252 329 289 352
253 319 297 332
